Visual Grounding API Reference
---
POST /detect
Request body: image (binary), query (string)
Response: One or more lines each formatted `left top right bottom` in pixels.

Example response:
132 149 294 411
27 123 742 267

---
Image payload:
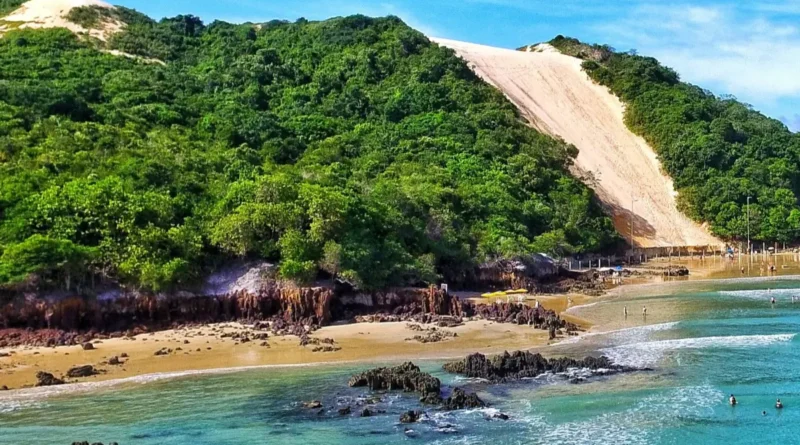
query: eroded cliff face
0 286 333 334
0 285 572 347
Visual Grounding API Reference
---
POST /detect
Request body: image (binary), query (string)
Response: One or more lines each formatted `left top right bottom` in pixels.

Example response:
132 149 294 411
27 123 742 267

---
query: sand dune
0 0 123 41
434 38 722 249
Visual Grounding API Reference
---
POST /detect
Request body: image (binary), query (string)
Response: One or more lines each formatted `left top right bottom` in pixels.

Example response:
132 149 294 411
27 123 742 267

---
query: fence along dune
433 38 722 249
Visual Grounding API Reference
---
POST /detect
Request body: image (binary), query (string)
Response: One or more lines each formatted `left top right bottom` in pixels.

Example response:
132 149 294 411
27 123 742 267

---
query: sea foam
601 333 796 368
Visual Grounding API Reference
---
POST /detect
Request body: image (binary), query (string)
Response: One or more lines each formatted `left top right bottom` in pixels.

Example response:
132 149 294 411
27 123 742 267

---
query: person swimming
763 410 767 416
729 394 737 406
771 296 776 305
776 399 783 409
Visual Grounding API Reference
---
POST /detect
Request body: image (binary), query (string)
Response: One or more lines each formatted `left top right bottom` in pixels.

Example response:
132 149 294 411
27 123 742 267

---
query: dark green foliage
65 6 108 29
0 0 24 16
556 37 800 243
0 16 618 292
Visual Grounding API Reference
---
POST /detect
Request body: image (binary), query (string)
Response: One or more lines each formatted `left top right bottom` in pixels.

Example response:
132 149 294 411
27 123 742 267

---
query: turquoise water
3 279 800 444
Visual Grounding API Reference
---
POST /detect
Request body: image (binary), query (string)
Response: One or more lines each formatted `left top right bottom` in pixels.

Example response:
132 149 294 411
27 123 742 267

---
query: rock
108 356 121 365
303 401 322 409
1 385 8 390
66 365 97 378
443 351 636 383
0 351 9 357
360 408 372 417
120 353 129 358
441 388 485 410
349 362 441 402
154 348 172 356
81 342 94 351
338 406 351 415
492 413 510 420
35 371 64 386
399 410 421 423
183 340 190 344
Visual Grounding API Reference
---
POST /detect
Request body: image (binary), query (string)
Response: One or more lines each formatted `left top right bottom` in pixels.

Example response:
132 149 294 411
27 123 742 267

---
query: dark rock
442 388 485 410
399 410 421 423
443 351 636 383
360 408 372 417
338 406 351 415
492 413 510 420
35 371 64 386
120 353 129 358
349 362 441 401
1 385 8 390
66 365 97 378
108 356 121 365
81 342 94 351
154 348 172 356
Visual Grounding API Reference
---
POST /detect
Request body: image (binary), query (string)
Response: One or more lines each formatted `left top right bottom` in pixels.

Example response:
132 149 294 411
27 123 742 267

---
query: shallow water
3 279 800 444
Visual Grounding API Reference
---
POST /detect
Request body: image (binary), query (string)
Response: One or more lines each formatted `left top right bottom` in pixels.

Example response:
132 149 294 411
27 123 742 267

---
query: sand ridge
433 38 722 249
0 0 123 41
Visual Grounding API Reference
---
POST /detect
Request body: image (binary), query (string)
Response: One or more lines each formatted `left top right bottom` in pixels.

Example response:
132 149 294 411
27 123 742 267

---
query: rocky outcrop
0 285 333 343
443 351 635 383
349 362 485 411
442 388 485 410
348 362 441 402
35 371 64 386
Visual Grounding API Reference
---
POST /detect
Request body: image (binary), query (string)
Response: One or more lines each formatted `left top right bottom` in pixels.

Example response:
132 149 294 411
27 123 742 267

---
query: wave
719 288 800 300
565 301 600 313
552 321 679 346
602 333 796 368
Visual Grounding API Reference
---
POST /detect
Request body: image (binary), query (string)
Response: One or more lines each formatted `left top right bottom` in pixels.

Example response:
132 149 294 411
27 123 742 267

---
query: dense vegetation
549 36 800 244
0 14 619 293
0 0 24 16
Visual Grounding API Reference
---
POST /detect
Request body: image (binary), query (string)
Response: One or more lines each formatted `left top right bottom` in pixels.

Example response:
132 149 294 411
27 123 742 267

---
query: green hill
548 36 800 245
0 14 619 293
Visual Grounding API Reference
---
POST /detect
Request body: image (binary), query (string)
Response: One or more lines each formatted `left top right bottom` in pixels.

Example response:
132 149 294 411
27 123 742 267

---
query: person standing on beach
624 306 628 318
642 306 647 318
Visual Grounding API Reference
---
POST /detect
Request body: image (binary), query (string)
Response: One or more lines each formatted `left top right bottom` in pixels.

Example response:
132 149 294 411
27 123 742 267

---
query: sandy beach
0 294 592 390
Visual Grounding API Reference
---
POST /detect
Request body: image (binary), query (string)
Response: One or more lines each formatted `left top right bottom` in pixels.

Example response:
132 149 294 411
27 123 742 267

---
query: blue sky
116 0 800 131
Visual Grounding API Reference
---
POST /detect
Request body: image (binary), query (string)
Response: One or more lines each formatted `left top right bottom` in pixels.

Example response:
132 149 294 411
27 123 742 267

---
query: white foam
552 321 679 346
565 301 600 313
719 288 800 300
602 333 796 368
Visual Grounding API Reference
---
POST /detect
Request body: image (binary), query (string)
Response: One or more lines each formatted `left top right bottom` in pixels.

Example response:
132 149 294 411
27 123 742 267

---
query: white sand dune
0 0 123 41
433 38 722 249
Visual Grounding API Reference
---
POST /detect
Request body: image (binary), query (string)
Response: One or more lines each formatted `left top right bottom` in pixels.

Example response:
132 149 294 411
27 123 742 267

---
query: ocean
2 278 800 444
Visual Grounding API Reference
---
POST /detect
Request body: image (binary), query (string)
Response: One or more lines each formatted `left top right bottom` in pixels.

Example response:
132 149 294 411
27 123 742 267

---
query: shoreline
3 269 797 393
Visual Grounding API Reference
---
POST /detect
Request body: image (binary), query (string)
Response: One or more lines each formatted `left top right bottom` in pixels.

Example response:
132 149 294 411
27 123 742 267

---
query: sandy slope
434 38 722 249
0 0 123 41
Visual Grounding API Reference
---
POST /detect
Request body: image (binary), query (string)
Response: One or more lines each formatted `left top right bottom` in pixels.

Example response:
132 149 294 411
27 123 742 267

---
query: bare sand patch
433 38 722 249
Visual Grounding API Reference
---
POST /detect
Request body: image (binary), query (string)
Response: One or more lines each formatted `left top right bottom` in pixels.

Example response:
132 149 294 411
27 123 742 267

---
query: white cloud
597 3 800 104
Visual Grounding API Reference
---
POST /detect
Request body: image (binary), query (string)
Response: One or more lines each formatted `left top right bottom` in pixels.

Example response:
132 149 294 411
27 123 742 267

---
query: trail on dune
434 38 722 249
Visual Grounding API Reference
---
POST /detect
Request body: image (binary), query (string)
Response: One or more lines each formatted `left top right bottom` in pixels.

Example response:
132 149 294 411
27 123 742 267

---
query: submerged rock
302 401 322 409
338 406 351 415
399 410 421 423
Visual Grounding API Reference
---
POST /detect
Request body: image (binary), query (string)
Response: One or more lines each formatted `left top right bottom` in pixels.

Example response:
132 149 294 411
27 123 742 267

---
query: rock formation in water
443 350 634 383
348 362 485 410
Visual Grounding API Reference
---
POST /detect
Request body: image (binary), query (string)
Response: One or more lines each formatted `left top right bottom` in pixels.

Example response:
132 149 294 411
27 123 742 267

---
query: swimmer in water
776 399 783 409
729 394 737 406
771 296 776 305
763 410 767 416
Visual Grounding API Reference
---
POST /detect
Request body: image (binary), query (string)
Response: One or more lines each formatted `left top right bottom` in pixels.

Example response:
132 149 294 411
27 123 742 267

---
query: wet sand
0 295 586 389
